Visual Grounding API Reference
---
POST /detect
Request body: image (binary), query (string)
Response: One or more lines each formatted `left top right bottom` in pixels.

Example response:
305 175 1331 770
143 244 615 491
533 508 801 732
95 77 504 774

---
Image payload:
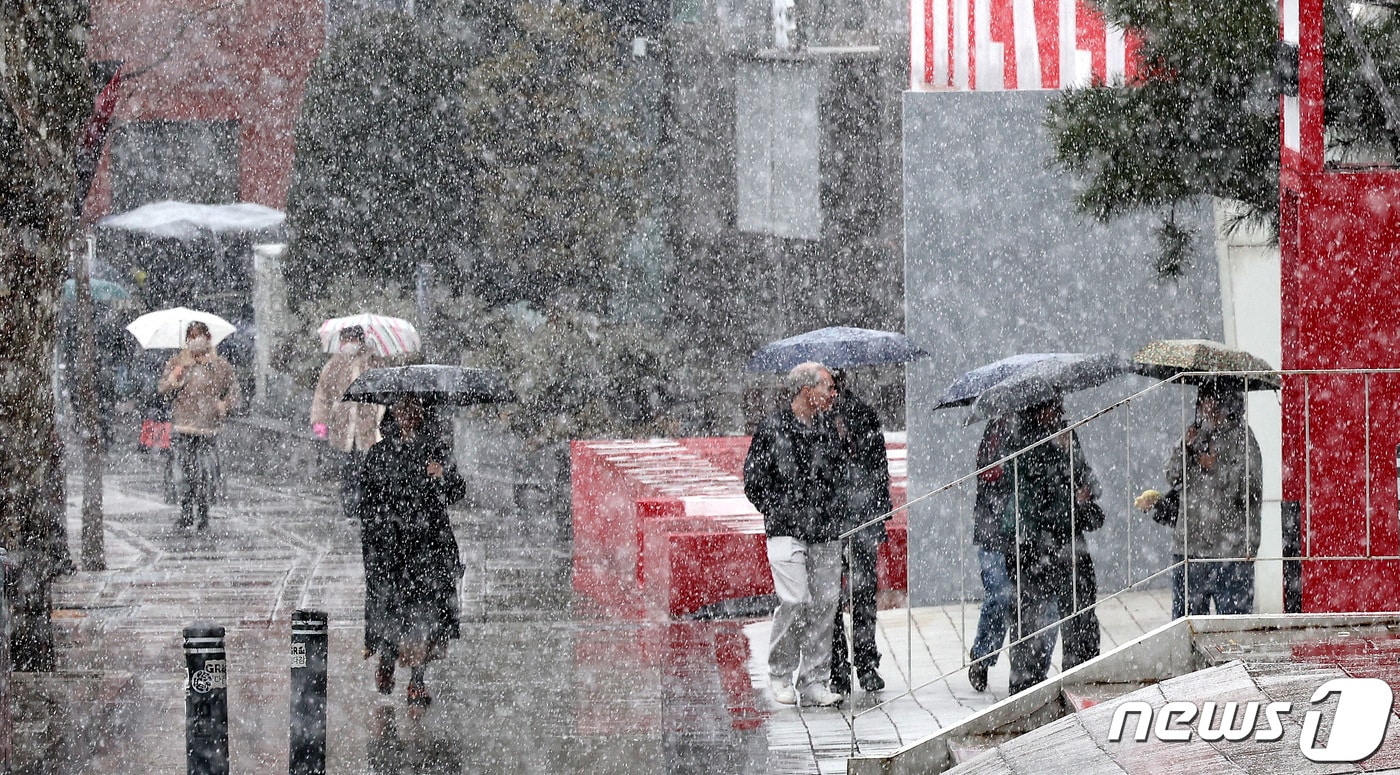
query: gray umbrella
966 353 1132 423
745 326 928 372
342 365 515 406
934 353 1079 409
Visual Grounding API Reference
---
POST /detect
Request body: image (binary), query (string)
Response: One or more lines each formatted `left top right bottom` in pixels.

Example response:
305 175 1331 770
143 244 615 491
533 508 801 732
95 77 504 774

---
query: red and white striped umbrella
319 314 420 357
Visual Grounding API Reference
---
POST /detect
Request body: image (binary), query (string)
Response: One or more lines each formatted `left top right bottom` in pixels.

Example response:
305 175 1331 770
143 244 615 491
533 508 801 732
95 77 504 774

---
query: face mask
342 343 362 356
186 336 211 353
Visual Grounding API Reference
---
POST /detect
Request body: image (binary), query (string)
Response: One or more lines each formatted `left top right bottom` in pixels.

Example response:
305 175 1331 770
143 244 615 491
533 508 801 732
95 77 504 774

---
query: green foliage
461 2 648 309
284 12 474 308
1046 0 1400 267
282 3 664 445
467 304 675 448
1322 8 1400 160
1152 209 1195 276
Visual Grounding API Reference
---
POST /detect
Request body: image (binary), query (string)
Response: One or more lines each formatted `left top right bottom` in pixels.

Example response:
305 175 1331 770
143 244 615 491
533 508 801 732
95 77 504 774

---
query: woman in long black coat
359 397 466 709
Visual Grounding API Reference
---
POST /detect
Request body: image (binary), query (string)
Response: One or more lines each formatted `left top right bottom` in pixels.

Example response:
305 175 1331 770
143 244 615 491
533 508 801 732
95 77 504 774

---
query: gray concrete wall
902 89 1225 604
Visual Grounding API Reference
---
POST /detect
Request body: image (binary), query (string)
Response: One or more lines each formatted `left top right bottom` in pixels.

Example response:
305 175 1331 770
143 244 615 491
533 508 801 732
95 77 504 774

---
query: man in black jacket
1004 399 1103 695
828 371 890 695
744 362 846 707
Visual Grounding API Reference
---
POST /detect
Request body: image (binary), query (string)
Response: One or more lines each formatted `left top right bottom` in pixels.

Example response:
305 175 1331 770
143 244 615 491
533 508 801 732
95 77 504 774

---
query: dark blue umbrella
745 326 928 373
966 353 1133 423
933 353 1075 409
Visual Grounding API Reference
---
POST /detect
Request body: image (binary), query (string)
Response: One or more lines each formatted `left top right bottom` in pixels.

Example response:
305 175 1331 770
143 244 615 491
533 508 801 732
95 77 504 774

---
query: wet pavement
33 457 788 774
26 451 1173 774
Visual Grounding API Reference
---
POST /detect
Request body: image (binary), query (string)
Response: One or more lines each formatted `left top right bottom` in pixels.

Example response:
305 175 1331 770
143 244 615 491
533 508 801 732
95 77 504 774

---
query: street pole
0 549 13 773
71 235 105 570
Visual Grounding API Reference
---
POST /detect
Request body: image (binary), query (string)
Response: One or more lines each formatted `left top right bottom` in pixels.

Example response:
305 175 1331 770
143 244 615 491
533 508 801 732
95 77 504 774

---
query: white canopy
98 201 286 240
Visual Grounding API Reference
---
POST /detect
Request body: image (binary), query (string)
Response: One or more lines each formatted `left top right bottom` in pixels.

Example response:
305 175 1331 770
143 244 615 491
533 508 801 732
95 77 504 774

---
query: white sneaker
771 681 798 705
800 685 845 707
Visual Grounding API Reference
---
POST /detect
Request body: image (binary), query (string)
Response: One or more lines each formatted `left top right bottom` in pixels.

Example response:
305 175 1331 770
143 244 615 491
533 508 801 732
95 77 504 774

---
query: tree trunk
0 2 94 672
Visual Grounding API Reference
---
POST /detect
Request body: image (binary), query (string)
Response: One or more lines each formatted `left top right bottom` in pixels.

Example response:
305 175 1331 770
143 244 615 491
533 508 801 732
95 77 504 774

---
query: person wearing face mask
158 321 241 530
1135 381 1261 618
310 326 383 520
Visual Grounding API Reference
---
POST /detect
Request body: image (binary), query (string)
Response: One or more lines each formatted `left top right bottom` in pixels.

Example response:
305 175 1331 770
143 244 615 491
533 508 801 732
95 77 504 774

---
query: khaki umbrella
1132 339 1280 390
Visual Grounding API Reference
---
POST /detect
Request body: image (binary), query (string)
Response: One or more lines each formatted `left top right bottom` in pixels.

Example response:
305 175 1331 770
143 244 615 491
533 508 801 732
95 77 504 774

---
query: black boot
968 660 989 692
858 666 885 692
830 664 852 696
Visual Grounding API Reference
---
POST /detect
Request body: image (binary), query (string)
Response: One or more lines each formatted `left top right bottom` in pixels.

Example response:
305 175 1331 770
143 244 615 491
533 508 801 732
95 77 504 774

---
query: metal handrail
843 365 1400 754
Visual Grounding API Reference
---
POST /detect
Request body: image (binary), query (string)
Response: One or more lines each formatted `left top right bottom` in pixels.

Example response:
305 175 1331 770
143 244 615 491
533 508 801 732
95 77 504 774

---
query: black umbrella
745 326 928 372
342 365 515 406
966 353 1132 423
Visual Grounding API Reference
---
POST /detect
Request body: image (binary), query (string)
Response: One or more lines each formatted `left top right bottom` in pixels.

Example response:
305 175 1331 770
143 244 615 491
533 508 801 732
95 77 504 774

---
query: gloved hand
313 423 329 440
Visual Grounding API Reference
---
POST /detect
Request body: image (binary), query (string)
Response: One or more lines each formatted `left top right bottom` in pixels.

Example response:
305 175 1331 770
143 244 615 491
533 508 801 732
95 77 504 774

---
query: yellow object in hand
1134 489 1163 512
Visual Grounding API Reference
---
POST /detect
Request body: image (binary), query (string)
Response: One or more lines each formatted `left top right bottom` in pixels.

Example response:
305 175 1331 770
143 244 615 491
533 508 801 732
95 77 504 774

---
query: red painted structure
1280 0 1400 610
571 436 909 619
84 0 324 218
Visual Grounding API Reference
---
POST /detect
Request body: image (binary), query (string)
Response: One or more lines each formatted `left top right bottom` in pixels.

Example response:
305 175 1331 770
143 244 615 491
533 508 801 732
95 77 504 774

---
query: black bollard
289 610 328 775
183 624 229 775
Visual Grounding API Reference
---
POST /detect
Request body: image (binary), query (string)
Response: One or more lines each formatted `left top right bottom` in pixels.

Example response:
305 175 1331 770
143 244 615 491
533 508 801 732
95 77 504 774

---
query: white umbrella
319 314 420 357
125 307 237 350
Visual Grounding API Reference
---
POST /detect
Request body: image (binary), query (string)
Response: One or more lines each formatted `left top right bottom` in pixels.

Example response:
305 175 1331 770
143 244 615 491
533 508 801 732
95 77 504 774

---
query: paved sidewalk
32 463 1174 774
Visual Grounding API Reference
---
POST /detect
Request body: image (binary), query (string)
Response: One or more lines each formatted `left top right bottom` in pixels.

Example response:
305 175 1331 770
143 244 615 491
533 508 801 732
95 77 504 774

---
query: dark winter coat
359 430 467 662
744 407 846 543
832 394 892 542
1002 424 1103 553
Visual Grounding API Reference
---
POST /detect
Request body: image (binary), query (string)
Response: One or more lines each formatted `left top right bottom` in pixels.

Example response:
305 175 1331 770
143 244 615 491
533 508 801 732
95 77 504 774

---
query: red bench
572 436 908 619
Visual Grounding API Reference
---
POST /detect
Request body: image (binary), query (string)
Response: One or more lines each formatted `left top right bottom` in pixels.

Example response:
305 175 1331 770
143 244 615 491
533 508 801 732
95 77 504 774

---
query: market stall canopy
97 201 286 241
